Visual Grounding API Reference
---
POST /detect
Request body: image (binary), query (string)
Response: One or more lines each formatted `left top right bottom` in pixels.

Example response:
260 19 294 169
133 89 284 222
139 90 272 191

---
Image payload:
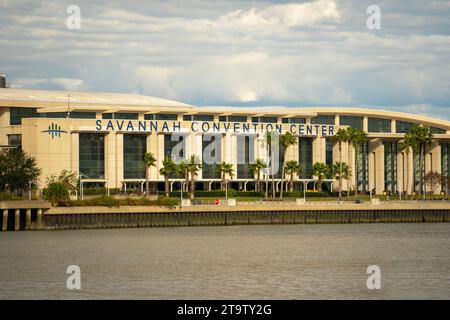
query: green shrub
0 192 21 201
43 182 70 206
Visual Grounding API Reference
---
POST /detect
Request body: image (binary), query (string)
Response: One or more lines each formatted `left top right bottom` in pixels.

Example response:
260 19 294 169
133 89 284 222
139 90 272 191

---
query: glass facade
430 127 446 134
325 138 333 166
339 116 363 130
7 134 22 147
79 133 105 179
144 113 178 121
163 134 184 178
441 143 450 192
37 112 96 119
413 151 424 193
202 135 221 179
102 113 138 120
123 134 147 179
368 118 391 133
183 114 214 122
396 120 414 133
311 115 335 125
237 136 254 179
251 116 278 123
282 117 306 124
383 141 397 193
10 107 38 125
219 115 247 122
299 137 313 178
356 142 369 192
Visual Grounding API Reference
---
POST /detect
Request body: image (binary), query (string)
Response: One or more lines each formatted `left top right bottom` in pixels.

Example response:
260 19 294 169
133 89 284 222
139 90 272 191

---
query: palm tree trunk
339 143 342 201
280 153 287 199
164 176 169 198
256 171 260 192
145 163 150 195
290 173 294 192
190 174 195 200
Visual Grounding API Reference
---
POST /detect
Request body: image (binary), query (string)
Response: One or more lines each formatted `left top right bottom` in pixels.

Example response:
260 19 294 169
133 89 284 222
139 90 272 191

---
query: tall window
273 143 286 179
202 135 221 179
299 138 313 178
368 118 391 133
164 134 184 178
441 143 450 192
357 142 369 192
413 151 423 193
339 116 363 130
39 112 96 119
79 133 105 179
430 127 446 134
123 134 147 179
10 107 38 125
383 141 397 193
237 136 254 179
325 138 333 166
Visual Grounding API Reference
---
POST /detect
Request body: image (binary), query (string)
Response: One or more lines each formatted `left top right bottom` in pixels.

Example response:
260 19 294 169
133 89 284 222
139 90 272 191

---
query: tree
312 162 328 192
407 125 433 196
178 160 190 192
279 131 297 199
188 155 202 200
285 160 301 192
250 158 267 192
331 128 349 200
144 152 157 195
352 129 369 199
159 157 177 198
219 162 234 191
0 148 41 193
425 171 441 194
46 169 78 186
42 182 69 206
332 161 351 200
264 131 276 199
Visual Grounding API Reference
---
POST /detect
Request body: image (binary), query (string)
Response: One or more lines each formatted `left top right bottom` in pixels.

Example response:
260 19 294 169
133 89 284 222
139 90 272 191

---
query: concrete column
157 133 165 180
363 116 368 132
37 209 43 230
70 132 79 173
334 115 340 126
26 209 31 230
105 132 118 188
368 139 384 194
391 119 396 133
14 209 20 231
2 209 7 231
312 136 325 164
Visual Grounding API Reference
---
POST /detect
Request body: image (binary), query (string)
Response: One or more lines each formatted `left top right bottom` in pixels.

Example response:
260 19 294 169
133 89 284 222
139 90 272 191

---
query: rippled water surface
0 223 449 299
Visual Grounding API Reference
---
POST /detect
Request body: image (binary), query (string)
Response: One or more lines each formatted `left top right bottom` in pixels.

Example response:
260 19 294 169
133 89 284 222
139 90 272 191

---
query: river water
0 223 449 299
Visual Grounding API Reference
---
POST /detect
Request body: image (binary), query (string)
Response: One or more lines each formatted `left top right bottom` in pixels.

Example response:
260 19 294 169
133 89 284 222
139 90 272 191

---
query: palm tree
279 131 298 199
250 158 267 192
264 131 275 199
331 128 349 200
352 129 369 199
285 160 301 192
332 161 351 201
178 160 190 192
188 155 202 199
312 162 328 192
159 157 178 198
408 125 433 196
219 162 234 191
144 152 157 195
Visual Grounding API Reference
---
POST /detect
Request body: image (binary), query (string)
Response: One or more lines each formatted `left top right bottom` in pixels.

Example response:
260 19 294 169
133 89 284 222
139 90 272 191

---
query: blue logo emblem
42 123 67 139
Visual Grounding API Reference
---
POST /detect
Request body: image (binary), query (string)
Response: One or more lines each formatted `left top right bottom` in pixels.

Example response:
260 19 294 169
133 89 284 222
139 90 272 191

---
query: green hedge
68 195 179 208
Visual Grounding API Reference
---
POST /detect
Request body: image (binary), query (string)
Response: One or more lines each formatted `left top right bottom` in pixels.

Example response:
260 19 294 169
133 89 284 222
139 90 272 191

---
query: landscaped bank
39 202 450 230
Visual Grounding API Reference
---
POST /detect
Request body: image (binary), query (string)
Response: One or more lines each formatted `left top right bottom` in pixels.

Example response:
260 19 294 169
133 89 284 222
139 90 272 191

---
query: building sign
42 122 67 139
95 120 335 136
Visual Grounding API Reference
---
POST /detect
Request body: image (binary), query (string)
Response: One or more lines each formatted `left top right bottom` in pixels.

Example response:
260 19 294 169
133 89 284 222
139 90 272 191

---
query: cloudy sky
1 0 450 118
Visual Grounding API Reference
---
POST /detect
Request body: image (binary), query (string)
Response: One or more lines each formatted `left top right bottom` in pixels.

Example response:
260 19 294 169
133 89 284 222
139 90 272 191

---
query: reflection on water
0 223 449 299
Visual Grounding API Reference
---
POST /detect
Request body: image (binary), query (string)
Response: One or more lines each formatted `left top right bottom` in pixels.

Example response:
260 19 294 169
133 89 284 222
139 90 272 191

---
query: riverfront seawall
41 202 450 230
2 202 450 231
